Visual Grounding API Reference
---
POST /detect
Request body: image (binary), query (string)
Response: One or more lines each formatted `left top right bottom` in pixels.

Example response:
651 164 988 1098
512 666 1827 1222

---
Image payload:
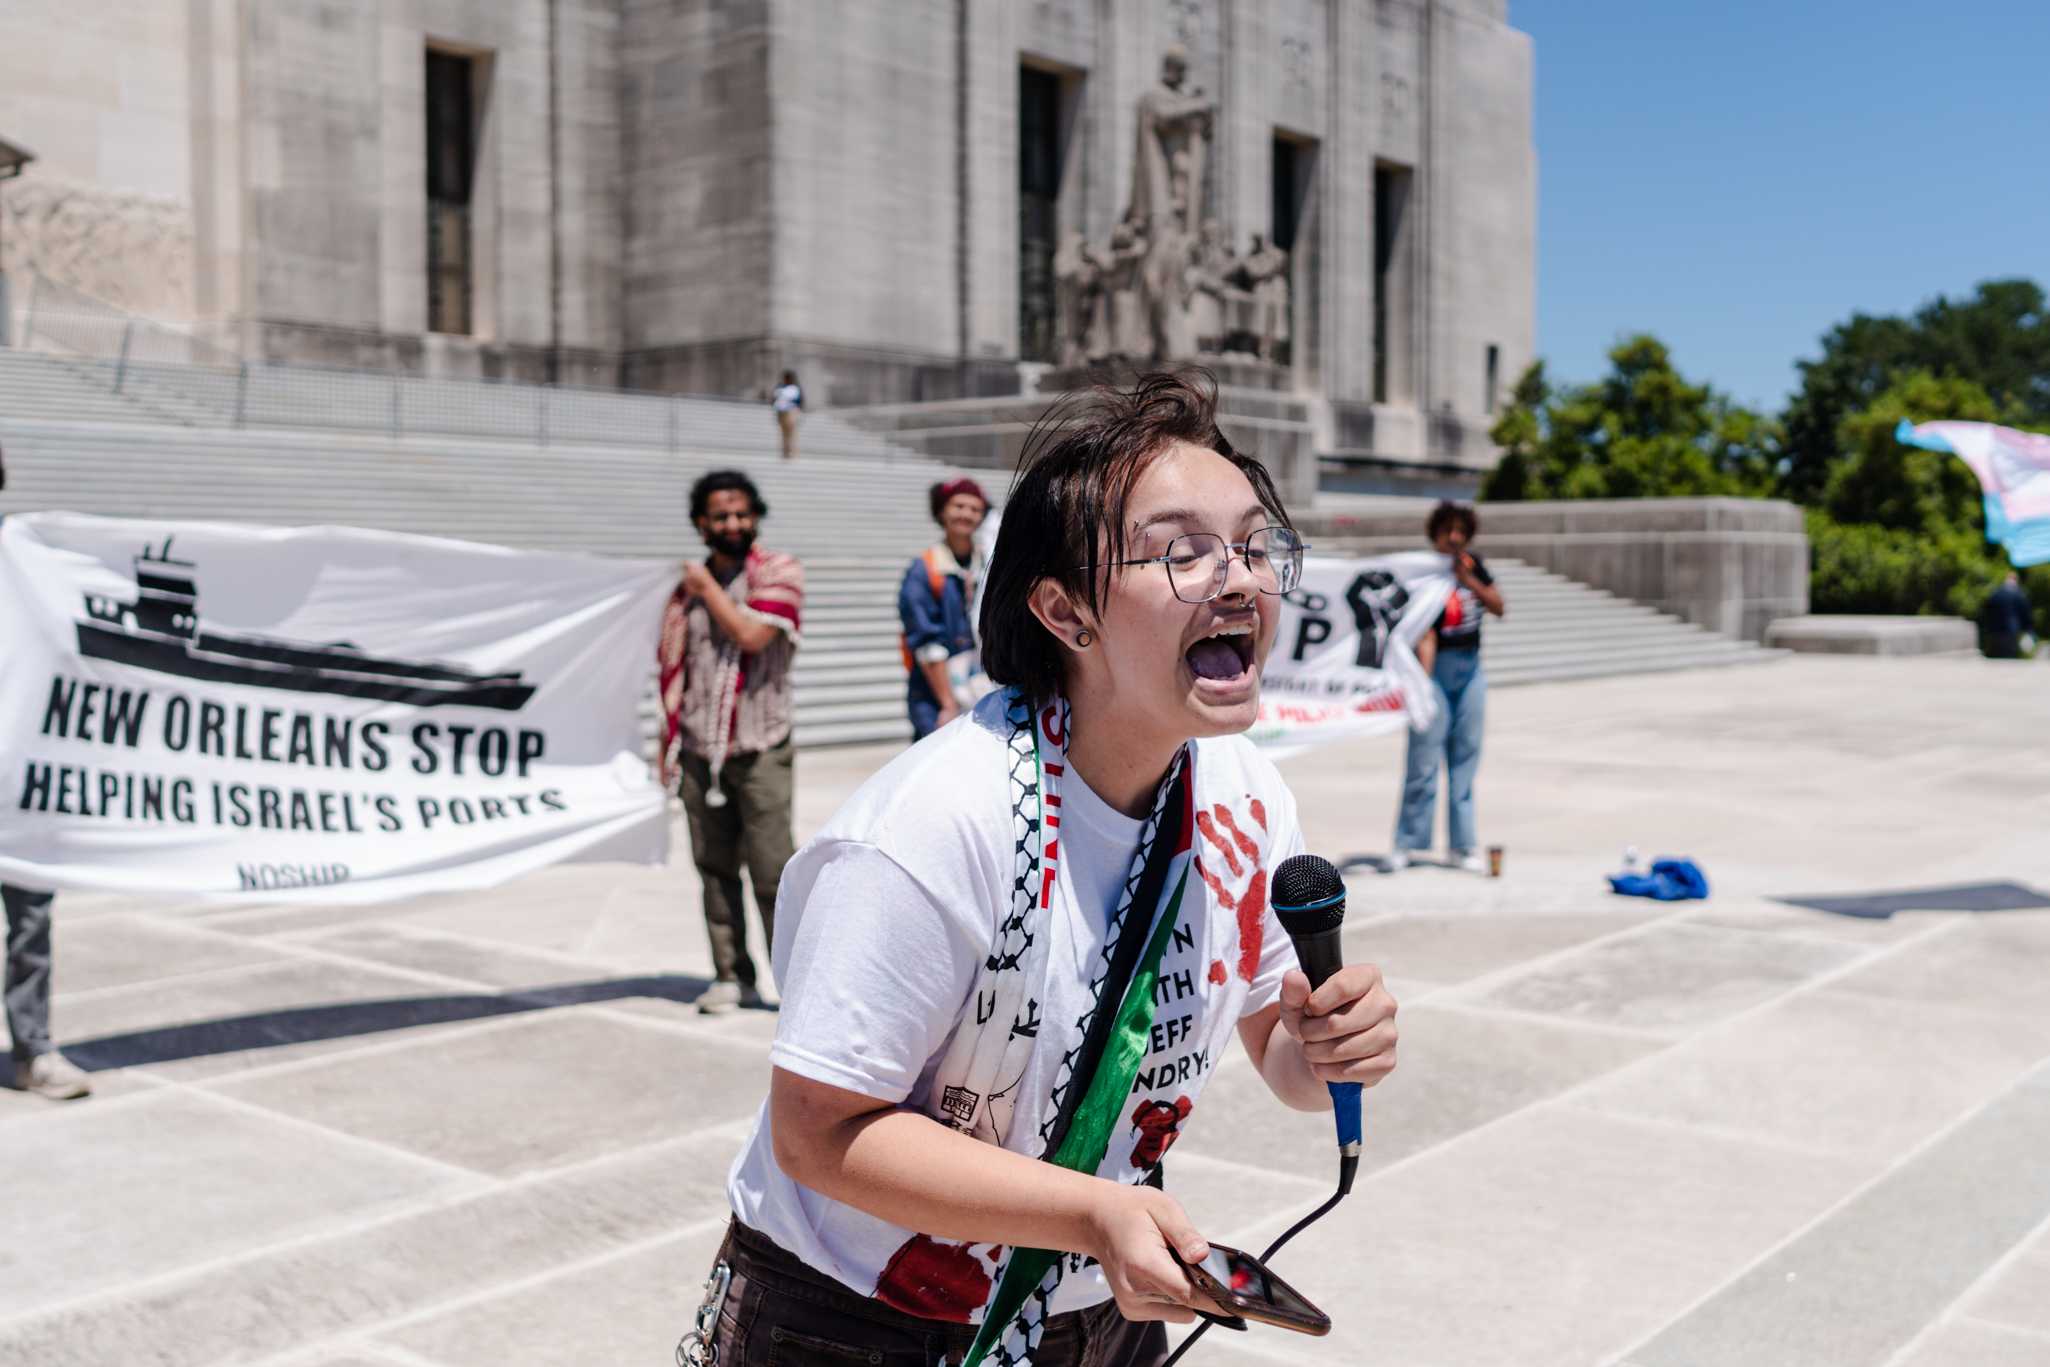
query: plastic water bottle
1622 845 1642 875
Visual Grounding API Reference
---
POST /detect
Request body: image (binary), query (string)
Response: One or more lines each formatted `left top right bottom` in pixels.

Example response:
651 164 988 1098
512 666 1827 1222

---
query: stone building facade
0 0 1534 473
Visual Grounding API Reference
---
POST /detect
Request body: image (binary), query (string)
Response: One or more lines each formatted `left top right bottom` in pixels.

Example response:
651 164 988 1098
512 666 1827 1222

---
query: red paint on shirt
1194 810 1244 877
1236 867 1268 982
875 1235 996 1323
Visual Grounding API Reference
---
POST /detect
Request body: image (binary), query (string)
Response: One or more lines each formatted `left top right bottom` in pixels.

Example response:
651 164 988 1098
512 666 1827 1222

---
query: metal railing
9 270 903 460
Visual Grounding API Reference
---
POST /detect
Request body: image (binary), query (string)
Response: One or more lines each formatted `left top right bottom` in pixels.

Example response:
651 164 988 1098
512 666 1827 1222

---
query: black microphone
1270 854 1362 1181
1164 853 1365 1366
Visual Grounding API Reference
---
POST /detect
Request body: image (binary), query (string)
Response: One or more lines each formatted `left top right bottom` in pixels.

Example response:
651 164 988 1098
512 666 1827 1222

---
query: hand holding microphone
1271 855 1399 1166
1277 966 1398 1088
1161 856 1397 1364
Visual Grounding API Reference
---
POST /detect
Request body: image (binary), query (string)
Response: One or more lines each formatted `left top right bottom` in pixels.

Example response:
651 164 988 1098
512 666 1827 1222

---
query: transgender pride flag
1897 419 2050 566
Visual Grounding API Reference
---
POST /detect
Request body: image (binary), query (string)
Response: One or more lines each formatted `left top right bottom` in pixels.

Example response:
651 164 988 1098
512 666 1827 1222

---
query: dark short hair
690 470 768 521
979 371 1292 702
929 477 990 524
1427 501 1477 542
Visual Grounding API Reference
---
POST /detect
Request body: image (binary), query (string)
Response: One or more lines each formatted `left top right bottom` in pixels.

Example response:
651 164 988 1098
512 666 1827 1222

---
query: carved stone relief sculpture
1050 49 1289 371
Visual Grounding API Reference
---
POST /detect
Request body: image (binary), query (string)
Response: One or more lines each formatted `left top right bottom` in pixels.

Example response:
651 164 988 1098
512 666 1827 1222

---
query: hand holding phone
1171 1242 1331 1336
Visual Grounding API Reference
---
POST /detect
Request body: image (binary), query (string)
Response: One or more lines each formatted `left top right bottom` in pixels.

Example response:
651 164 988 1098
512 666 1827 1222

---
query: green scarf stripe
963 869 1190 1366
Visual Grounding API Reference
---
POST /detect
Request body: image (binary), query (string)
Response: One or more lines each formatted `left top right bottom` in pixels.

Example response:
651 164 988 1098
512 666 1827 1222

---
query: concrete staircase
1 345 1781 751
1470 560 1783 684
0 348 916 464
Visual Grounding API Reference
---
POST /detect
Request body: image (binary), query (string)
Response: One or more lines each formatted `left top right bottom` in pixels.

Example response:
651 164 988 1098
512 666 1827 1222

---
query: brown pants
678 740 795 989
693 1220 1169 1367
776 408 798 460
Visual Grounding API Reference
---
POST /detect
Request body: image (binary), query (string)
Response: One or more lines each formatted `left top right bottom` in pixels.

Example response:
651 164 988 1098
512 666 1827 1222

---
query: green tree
1481 336 1779 502
1781 278 2050 503
1806 370 2050 631
1819 372 1995 531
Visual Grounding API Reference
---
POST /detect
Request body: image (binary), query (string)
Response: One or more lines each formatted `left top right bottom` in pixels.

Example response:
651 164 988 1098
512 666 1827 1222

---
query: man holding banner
657 471 805 1014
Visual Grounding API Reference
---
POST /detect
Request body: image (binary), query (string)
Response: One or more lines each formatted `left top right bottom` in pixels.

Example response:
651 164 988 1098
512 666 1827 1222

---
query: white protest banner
1251 551 1453 757
1 513 675 902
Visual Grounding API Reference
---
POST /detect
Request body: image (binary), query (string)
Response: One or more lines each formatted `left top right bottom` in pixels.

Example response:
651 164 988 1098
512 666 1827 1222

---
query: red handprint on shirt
1193 797 1269 982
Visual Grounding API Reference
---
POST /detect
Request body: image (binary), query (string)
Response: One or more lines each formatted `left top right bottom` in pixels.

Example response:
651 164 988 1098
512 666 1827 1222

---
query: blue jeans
3 884 54 1062
1396 648 1487 854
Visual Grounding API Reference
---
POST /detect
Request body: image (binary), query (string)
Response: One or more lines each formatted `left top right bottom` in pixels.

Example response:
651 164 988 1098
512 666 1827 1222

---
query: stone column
959 0 1018 365
1323 0 1375 406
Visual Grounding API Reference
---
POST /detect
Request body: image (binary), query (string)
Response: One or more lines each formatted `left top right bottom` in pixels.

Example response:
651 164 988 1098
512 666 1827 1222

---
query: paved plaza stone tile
1892 1321 2050 1367
41 912 287 994
1830 914 2050 1024
0 1088 480 1323
0 1056 163 1119
380 1226 725 1367
1343 909 1650 987
1621 1064 2050 1367
602 995 785 1039
1572 981 2050 1161
287 922 647 992
0 1127 745 1366
1451 920 1864 1033
1958 1242 2050 1336
205 1007 771 1177
1678 900 1947 945
1183 1002 1660 1180
1219 1102 1870 1367
5 656 2046 1364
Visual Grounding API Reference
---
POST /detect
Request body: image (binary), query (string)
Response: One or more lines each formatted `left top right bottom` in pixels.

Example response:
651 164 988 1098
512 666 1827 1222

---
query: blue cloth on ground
1608 858 1710 901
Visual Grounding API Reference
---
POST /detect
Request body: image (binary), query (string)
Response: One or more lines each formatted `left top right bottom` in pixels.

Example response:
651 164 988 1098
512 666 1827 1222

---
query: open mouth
1185 623 1256 683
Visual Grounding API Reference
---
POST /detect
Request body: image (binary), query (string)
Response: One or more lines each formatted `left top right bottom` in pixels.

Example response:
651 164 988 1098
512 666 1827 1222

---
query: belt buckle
677 1260 732 1367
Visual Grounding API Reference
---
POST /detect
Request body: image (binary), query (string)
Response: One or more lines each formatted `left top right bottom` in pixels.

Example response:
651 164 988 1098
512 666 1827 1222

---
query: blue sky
1513 0 2050 410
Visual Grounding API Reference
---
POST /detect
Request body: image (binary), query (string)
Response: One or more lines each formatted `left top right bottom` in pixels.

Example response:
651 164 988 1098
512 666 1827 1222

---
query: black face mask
705 527 757 560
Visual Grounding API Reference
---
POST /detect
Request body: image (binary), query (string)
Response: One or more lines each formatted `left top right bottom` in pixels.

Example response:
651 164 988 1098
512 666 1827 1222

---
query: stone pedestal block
1296 497 1810 644
1764 615 1979 656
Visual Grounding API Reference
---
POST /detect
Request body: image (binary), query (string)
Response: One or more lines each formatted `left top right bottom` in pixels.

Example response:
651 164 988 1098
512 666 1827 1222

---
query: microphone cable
1160 1151 1359 1366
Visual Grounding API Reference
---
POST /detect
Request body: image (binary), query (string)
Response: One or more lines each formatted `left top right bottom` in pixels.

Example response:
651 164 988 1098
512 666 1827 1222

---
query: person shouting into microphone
685 374 1397 1367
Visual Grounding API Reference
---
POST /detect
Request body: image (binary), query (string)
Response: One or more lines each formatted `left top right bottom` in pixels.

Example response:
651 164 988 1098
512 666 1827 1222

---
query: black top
1434 553 1495 650
1984 581 2033 636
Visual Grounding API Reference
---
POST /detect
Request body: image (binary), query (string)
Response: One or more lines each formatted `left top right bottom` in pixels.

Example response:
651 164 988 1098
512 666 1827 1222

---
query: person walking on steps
771 371 804 461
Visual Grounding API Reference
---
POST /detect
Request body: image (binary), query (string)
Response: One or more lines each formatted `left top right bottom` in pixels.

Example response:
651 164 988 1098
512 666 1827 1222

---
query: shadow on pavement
1775 881 2050 919
64 973 735 1071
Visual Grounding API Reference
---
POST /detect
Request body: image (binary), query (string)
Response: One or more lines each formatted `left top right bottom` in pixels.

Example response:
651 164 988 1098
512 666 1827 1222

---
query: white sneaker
15 1052 91 1100
1453 849 1487 874
1383 850 1411 873
697 981 743 1015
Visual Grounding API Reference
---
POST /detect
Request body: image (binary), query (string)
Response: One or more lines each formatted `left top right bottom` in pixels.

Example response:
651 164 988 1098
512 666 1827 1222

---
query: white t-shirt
772 383 803 413
727 692 1304 1322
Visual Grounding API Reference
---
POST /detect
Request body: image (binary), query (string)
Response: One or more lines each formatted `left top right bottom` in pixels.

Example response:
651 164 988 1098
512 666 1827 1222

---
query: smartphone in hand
1172 1243 1331 1336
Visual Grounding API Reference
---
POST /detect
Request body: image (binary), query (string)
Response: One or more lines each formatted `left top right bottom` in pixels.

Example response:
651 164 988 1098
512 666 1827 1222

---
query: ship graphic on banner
75 540 538 711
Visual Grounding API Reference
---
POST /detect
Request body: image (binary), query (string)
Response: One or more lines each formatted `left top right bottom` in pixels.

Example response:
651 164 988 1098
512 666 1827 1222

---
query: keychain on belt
676 1260 732 1367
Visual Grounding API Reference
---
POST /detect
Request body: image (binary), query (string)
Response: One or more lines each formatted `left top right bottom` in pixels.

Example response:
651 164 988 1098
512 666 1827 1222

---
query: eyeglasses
1090 526 1308 604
